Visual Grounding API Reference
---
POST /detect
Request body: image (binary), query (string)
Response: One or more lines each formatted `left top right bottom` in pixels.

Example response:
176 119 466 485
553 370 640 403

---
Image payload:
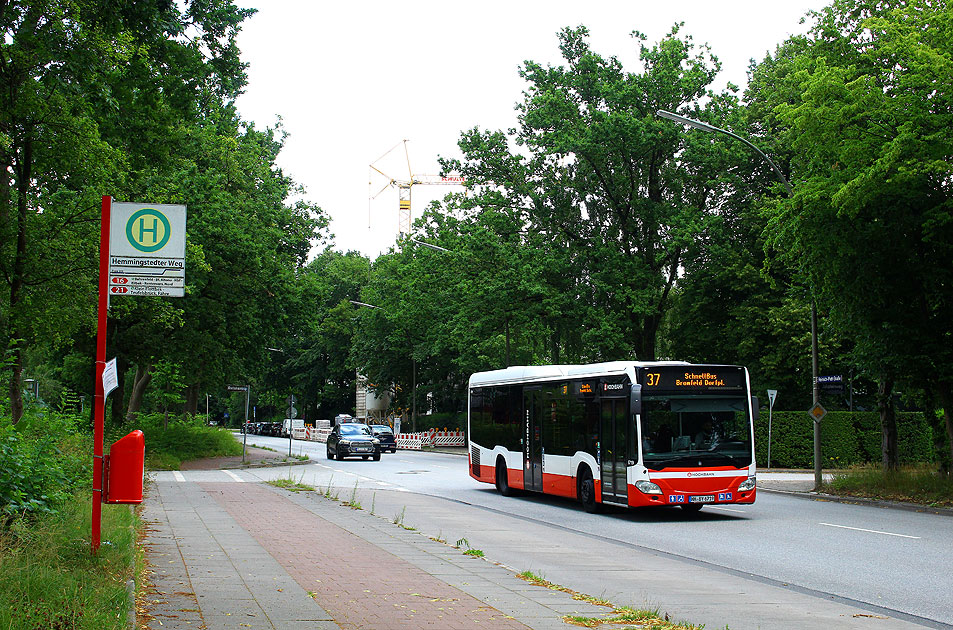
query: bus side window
584 399 599 455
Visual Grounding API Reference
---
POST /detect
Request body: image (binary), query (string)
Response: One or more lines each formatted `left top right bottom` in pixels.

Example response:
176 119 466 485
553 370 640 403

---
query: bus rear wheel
578 469 600 513
495 460 514 497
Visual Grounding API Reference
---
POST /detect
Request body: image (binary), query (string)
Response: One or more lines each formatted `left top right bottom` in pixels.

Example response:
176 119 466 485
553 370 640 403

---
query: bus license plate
689 495 716 504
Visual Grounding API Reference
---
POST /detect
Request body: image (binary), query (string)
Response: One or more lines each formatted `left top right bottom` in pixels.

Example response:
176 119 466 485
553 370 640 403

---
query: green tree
0 0 255 423
287 250 369 419
749 0 953 468
441 25 752 362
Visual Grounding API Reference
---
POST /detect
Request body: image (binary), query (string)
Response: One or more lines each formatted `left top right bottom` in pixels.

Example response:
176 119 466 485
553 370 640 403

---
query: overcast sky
234 1 828 259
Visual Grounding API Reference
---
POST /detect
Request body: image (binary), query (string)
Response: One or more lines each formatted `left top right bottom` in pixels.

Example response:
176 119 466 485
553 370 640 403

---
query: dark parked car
327 423 381 461
369 425 397 453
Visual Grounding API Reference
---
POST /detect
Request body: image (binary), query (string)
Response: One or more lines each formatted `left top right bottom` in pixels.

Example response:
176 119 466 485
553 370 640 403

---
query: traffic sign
108 202 186 298
767 389 778 408
818 374 844 393
808 402 827 423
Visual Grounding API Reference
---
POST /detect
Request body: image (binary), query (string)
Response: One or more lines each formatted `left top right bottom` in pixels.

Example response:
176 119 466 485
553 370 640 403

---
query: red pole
92 195 111 553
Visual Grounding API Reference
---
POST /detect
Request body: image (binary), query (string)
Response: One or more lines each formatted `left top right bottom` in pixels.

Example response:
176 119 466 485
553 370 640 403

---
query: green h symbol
126 208 171 253
137 217 159 245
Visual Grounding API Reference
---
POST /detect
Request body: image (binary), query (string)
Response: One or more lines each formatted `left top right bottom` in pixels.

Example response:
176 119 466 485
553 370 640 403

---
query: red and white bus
467 361 758 512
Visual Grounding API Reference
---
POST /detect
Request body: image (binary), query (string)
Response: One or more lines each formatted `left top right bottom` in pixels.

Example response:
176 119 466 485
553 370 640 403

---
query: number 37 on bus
467 361 759 513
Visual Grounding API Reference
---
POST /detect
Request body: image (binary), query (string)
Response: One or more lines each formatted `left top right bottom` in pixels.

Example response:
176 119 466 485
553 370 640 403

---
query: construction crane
369 140 465 237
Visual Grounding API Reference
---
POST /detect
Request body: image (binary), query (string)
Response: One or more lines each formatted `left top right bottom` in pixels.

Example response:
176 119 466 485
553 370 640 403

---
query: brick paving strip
200 481 538 630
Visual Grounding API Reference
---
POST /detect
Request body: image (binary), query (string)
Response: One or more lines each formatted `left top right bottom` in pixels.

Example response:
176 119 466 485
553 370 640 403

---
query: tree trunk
125 363 153 423
937 383 953 474
877 377 898 471
6 137 33 425
7 342 25 424
162 377 170 428
184 383 199 418
504 317 511 367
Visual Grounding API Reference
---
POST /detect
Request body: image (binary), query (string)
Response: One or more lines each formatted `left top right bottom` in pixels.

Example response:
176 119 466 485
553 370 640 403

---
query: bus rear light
635 480 662 495
738 476 756 492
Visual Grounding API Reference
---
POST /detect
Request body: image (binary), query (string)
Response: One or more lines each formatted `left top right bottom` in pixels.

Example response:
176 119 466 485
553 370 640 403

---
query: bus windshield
640 396 752 470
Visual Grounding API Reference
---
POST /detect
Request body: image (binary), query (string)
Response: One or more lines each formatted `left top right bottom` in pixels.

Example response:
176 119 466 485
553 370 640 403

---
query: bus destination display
639 366 744 392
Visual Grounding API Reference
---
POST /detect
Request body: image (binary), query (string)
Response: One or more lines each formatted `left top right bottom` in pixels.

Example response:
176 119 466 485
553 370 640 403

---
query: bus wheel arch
577 464 600 513
495 456 514 497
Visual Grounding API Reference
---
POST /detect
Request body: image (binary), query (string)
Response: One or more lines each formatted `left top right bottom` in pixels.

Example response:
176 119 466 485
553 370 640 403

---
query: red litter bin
105 430 145 504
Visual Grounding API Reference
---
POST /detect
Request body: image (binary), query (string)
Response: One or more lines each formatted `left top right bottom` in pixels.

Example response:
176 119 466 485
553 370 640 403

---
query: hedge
755 410 934 469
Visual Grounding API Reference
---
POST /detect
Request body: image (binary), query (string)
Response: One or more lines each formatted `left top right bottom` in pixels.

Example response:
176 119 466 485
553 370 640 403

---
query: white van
281 418 304 438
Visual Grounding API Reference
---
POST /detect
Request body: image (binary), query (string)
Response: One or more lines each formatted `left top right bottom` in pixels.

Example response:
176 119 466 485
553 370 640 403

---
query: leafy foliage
0 411 89 522
755 410 934 469
748 0 953 463
137 413 242 470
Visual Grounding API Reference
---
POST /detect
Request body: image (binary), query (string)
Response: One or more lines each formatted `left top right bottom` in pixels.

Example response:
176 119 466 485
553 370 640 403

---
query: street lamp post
656 110 793 196
657 109 822 490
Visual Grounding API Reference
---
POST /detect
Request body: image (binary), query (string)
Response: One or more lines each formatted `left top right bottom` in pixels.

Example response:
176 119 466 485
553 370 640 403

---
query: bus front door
600 398 628 504
523 387 543 492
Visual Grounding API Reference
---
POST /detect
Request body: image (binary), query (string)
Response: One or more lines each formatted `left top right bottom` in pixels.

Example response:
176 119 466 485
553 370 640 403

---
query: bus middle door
523 386 543 492
600 392 629 505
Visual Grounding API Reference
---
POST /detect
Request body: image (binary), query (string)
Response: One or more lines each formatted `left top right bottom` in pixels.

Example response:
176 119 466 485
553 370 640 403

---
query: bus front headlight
635 480 662 495
738 476 756 491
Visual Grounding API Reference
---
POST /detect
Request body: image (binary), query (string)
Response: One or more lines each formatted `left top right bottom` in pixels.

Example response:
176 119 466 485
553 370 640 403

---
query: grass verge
0 495 137 630
137 414 243 470
823 464 953 508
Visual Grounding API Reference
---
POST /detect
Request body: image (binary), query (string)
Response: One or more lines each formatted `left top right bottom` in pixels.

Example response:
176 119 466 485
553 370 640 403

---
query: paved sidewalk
140 476 608 630
142 467 939 630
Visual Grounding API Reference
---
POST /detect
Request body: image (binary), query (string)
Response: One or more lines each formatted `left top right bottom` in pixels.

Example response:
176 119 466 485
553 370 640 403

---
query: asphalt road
235 435 952 628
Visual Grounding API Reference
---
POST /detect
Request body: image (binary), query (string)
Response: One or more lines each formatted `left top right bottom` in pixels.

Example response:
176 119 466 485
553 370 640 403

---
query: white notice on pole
103 358 118 398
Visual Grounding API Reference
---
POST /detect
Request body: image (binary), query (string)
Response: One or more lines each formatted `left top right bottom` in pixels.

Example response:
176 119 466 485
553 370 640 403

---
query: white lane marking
710 506 746 513
172 471 186 482
819 522 920 539
223 470 244 483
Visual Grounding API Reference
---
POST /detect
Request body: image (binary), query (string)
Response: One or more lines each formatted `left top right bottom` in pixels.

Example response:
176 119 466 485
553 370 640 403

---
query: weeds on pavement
344 482 362 509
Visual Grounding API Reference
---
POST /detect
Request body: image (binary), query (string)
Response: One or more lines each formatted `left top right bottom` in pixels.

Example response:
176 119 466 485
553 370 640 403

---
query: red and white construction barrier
395 429 465 450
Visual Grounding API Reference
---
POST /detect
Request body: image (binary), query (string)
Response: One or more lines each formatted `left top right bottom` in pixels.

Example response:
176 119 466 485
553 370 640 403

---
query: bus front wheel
578 469 600 513
495 460 514 497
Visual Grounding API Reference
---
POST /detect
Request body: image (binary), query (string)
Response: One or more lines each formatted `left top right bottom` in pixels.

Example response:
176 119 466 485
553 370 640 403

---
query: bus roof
468 361 692 388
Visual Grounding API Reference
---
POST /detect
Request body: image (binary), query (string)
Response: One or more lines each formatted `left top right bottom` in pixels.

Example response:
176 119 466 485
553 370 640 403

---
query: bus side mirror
751 396 760 423
630 384 642 416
